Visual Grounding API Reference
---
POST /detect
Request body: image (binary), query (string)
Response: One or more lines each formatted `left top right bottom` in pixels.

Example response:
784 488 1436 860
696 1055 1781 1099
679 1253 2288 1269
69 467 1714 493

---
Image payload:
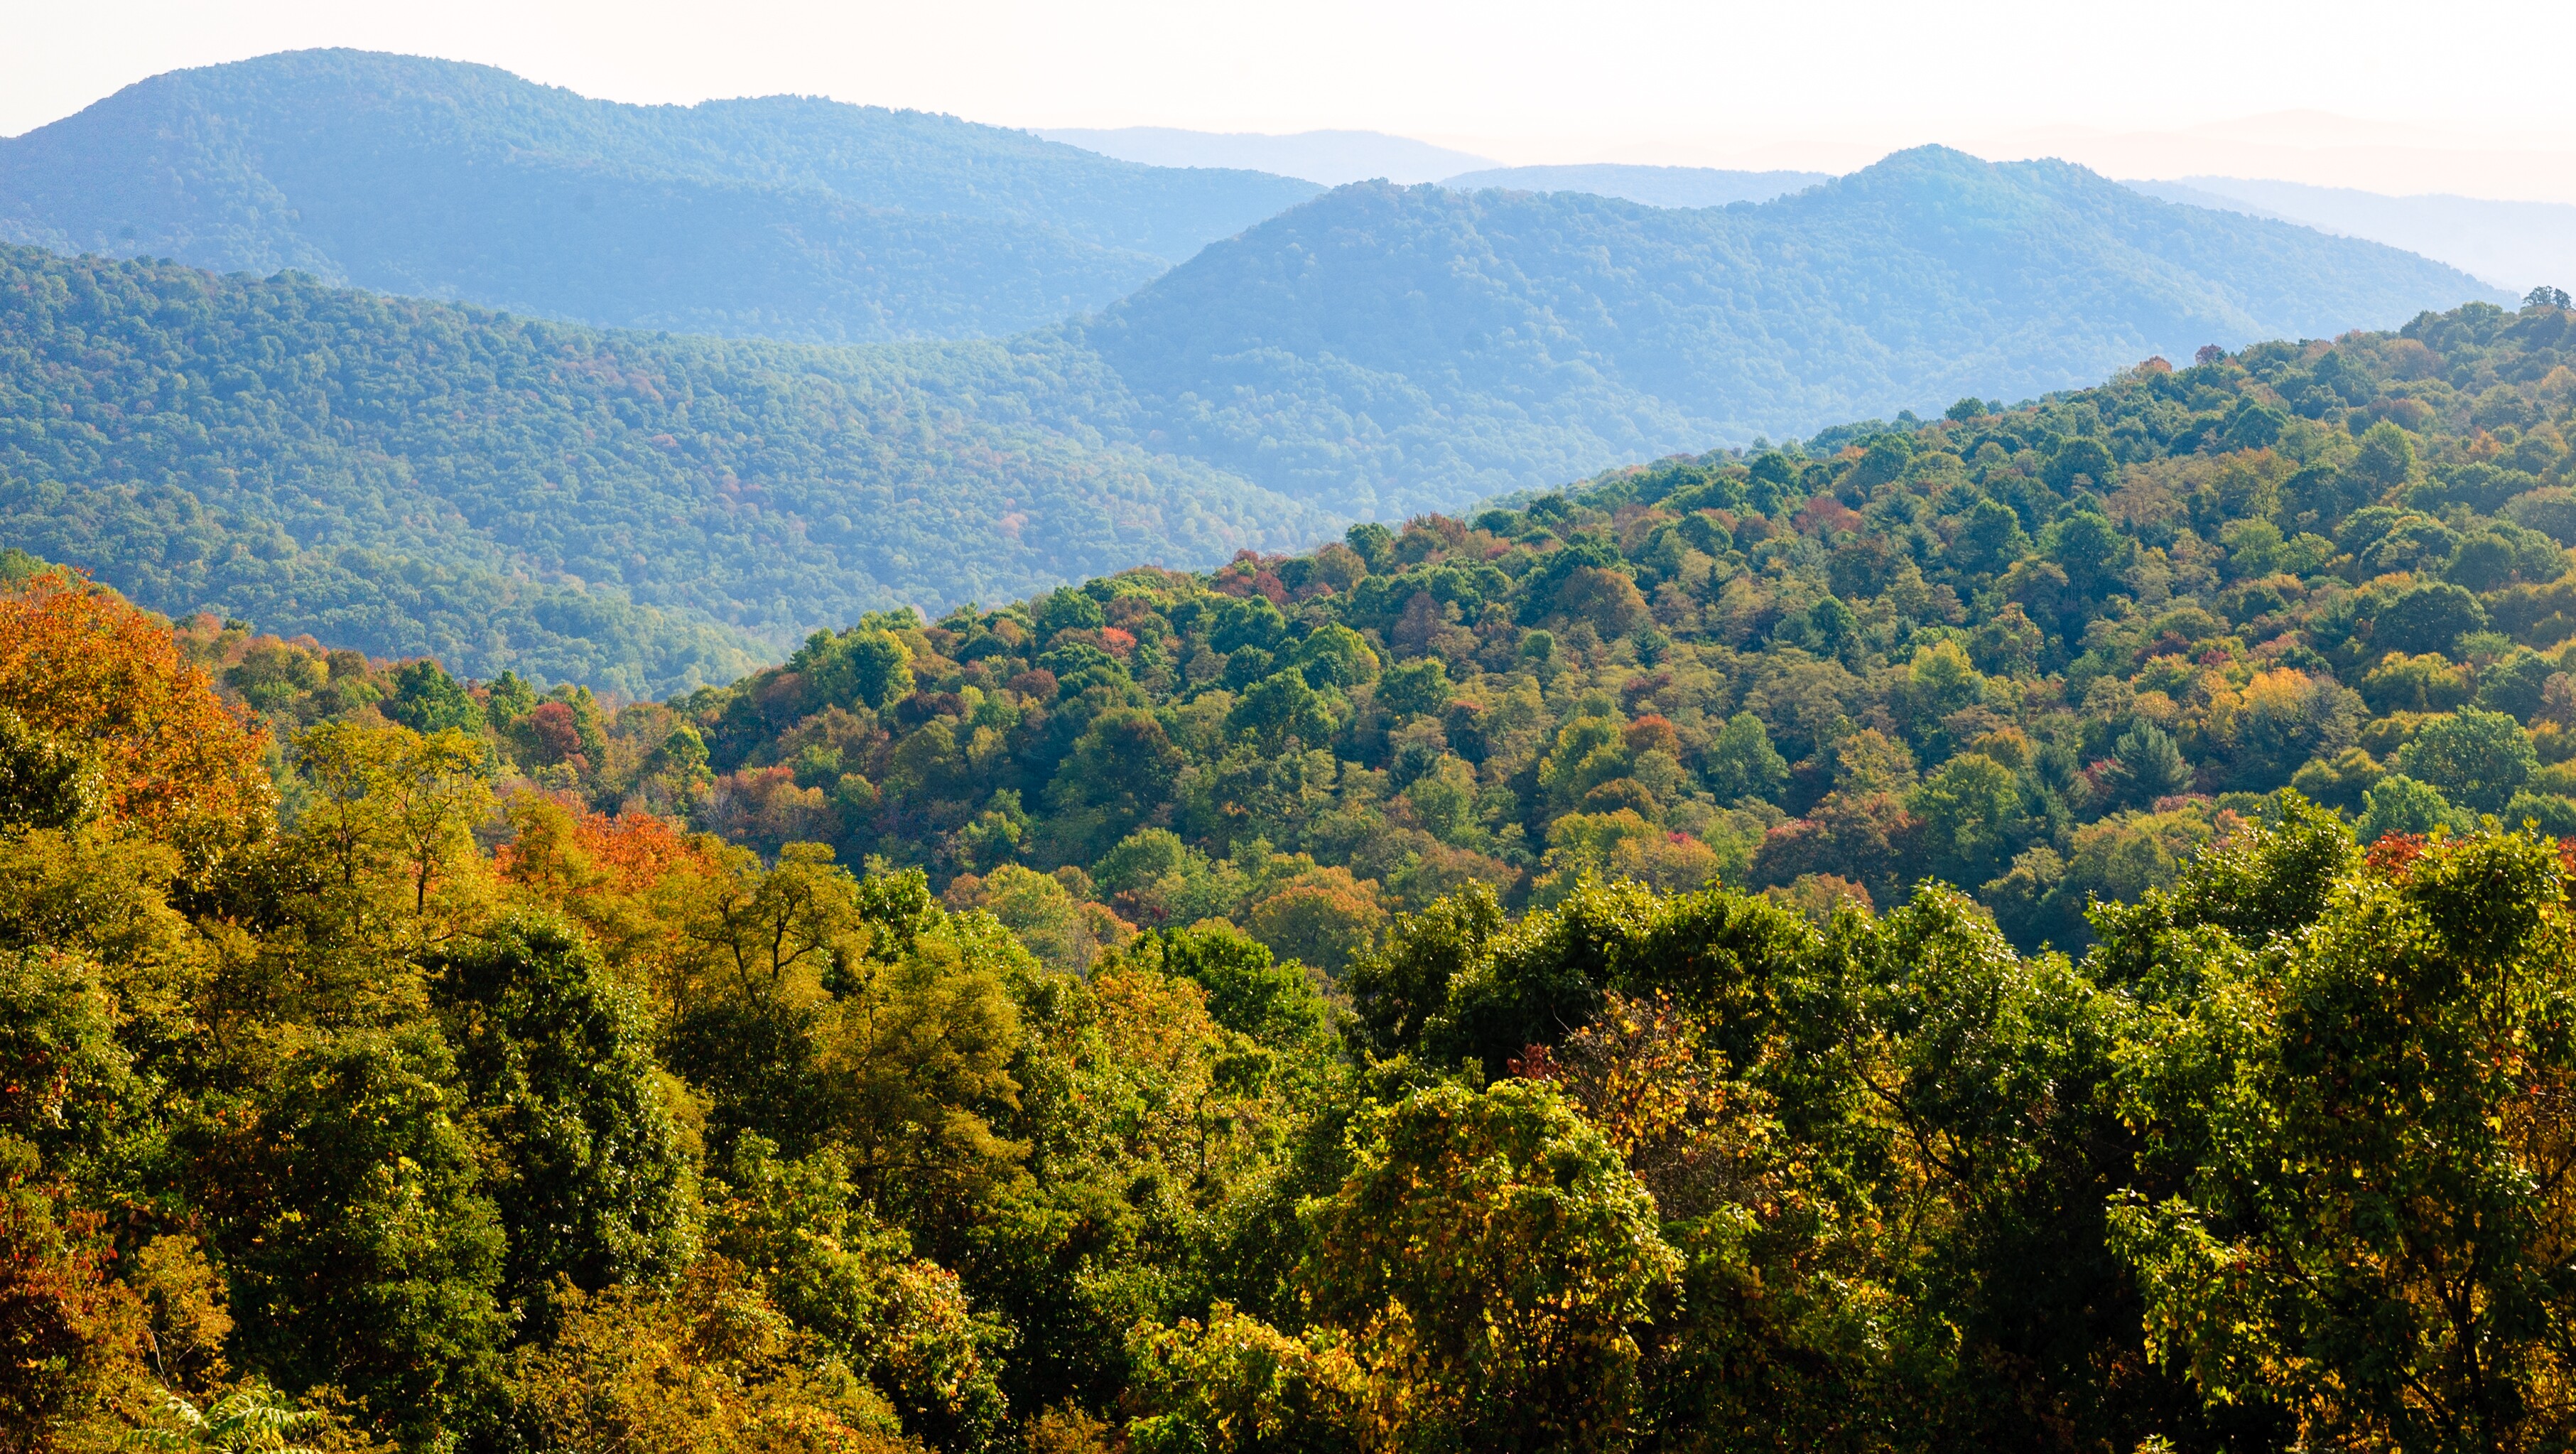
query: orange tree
0 570 271 872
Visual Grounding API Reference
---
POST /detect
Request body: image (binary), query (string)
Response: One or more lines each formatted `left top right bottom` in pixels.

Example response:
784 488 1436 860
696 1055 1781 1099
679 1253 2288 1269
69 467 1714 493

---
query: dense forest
11 293 2576 1453
0 50 1320 343
655 292 2576 961
0 244 1324 694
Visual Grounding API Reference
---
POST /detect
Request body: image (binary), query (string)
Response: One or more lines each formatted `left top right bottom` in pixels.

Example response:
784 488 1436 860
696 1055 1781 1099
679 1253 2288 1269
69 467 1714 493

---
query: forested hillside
0 245 1326 694
642 295 2576 960
1084 147 2506 517
0 49 1319 342
18 295 2576 1454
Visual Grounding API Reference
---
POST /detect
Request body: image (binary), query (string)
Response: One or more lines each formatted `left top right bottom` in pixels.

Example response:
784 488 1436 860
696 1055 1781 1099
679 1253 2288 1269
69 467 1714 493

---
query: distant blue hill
0 50 1321 343
2127 176 2576 296
1078 146 2513 517
1443 163 1830 209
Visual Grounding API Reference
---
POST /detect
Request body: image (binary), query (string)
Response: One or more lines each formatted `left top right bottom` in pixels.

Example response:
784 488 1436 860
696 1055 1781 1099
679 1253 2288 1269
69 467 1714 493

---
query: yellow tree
291 721 494 942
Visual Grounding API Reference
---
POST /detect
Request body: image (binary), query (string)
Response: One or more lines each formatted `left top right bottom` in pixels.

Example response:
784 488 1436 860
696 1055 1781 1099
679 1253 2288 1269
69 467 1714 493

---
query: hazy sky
10 0 2575 198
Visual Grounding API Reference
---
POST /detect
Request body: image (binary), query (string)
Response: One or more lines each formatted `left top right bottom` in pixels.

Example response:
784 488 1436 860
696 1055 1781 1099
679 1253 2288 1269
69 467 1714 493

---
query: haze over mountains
1034 126 1495 185
0 50 2515 689
2126 176 2576 296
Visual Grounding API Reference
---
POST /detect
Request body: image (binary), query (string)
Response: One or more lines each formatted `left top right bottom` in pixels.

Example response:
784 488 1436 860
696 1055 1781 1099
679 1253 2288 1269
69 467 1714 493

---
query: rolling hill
0 102 2519 695
0 50 1321 343
1077 146 2510 517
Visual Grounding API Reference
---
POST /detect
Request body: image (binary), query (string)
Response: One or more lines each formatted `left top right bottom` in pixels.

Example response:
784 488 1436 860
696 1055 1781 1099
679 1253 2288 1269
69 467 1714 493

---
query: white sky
8 0 2576 200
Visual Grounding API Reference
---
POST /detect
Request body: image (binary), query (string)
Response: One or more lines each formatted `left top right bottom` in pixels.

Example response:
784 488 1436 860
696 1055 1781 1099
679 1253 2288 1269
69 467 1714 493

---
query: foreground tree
2116 829 2576 1453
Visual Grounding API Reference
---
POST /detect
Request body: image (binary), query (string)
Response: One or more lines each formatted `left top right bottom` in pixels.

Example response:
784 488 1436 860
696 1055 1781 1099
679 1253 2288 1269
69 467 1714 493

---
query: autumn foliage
0 569 271 863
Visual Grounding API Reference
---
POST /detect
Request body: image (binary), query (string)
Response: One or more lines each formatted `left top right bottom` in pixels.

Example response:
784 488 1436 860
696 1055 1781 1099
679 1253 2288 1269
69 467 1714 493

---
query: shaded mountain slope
0 245 1327 693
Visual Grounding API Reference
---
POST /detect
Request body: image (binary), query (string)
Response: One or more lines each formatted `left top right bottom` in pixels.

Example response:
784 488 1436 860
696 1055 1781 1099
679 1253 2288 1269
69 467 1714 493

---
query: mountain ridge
0 49 1321 343
1441 162 1831 208
0 78 2520 693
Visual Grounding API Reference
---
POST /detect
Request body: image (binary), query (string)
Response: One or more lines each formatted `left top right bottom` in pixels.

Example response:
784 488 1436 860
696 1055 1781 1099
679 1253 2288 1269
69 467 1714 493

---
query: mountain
1442 163 1829 208
0 50 1320 343
2128 176 2576 296
0 244 1328 695
1037 126 1496 185
1076 146 2510 518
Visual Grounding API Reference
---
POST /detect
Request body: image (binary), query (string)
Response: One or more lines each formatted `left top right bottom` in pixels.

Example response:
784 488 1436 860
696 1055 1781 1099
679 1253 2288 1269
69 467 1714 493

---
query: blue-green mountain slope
0 50 1320 343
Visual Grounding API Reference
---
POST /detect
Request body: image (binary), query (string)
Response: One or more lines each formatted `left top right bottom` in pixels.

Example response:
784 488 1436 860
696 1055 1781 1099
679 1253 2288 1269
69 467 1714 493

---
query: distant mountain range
1036 126 1497 185
2128 176 2576 296
0 50 1320 343
1443 164 1829 209
0 53 2518 691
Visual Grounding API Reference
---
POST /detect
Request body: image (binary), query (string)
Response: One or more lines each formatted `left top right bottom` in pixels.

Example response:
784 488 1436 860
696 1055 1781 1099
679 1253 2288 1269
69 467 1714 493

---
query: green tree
2354 773 2475 842
1376 657 1451 719
1953 497 2032 575
426 912 700 1332
1293 623 1380 690
1701 711 1790 805
1118 922 1326 1052
381 659 486 736
2042 507 2136 601
2395 707 2537 814
711 1136 1009 1451
199 1026 507 1445
795 627 916 712
1907 751 2019 888
1346 883 1506 1057
2114 831 2576 1454
1343 522 1396 573
2046 436 2117 492
1050 706 1186 844
1228 669 1338 750
2349 419 2419 497
1299 1079 1681 1453
2374 581 2489 659
2104 723 2192 807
